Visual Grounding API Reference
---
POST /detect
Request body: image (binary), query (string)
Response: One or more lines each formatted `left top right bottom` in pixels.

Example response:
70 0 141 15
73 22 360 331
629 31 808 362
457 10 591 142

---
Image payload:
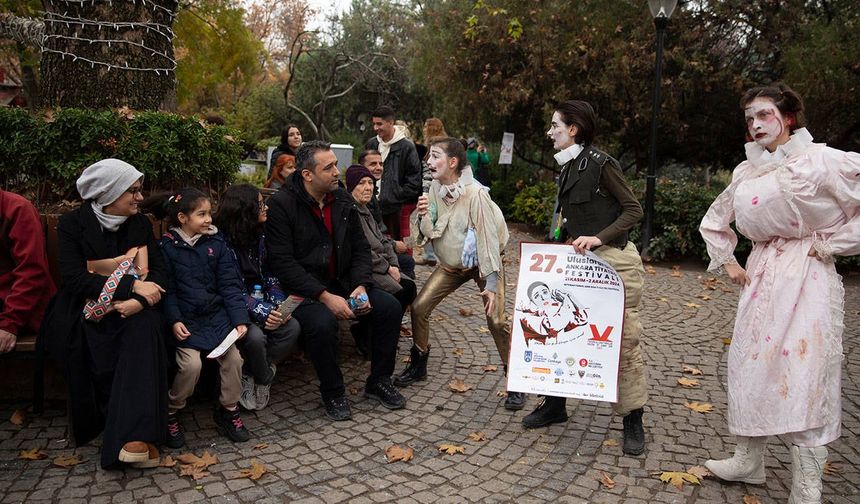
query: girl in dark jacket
155 188 251 447
214 184 300 411
41 158 168 469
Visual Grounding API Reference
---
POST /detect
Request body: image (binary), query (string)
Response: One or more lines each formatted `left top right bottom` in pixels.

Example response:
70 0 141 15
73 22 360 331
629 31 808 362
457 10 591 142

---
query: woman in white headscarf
41 159 168 469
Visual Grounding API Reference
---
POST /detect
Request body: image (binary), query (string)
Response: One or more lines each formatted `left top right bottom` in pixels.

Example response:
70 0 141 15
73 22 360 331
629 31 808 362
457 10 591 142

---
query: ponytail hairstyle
429 137 468 175
554 100 597 146
214 184 263 248
740 82 806 136
143 188 209 227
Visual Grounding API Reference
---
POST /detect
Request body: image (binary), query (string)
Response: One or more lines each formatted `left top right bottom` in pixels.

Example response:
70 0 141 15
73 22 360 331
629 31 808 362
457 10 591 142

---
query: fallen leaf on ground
671 266 683 277
10 408 27 426
53 454 85 467
401 356 411 364
477 326 490 333
645 265 657 275
18 448 48 460
684 401 714 413
253 443 268 451
598 471 616 489
452 348 464 356
658 471 700 490
684 302 701 308
702 277 720 290
496 390 508 398
721 288 734 293
433 315 447 321
468 431 487 442
657 297 670 302
742 495 762 504
682 365 703 376
458 308 474 316
175 451 218 469
602 439 619 448
179 464 210 480
384 445 414 463
237 460 268 480
399 325 412 337
722 337 733 345
348 385 361 396
695 294 712 301
160 455 176 467
687 465 711 479
449 379 473 393
437 443 465 455
483 364 498 372
823 461 842 475
677 377 700 388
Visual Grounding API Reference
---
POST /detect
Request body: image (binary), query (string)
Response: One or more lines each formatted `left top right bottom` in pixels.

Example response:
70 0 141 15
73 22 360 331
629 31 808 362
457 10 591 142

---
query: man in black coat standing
365 106 422 250
265 141 406 420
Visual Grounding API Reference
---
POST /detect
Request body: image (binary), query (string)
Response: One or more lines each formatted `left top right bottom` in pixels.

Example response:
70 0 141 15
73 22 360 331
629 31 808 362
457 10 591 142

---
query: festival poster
498 132 514 164
506 242 625 402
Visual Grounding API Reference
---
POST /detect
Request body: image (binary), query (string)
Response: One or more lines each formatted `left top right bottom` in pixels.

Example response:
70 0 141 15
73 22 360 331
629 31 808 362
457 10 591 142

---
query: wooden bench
1 213 169 412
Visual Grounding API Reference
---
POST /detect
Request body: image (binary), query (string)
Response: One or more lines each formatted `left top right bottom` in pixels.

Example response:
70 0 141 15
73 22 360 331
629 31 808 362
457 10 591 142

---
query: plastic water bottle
347 293 368 311
251 284 265 302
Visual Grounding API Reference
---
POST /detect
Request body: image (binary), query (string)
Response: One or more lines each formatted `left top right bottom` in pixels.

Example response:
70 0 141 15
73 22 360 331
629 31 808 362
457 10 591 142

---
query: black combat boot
622 408 646 455
393 345 429 386
522 396 568 428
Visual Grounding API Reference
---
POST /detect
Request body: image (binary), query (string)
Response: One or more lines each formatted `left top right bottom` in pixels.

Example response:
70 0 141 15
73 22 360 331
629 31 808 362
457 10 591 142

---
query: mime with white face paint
700 83 860 503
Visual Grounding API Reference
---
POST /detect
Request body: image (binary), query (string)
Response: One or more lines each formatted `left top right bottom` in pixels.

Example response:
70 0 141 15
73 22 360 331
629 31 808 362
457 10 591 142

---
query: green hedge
0 108 243 205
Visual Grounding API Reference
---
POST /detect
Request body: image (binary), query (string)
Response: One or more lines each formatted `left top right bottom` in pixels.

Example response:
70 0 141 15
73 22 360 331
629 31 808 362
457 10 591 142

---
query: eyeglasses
126 186 143 196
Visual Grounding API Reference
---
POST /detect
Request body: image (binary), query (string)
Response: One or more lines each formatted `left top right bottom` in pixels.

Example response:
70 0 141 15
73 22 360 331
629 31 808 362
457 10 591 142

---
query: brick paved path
1 227 858 503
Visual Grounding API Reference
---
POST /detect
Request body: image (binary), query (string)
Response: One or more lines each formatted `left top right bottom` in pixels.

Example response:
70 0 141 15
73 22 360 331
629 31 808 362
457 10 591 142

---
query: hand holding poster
507 242 625 402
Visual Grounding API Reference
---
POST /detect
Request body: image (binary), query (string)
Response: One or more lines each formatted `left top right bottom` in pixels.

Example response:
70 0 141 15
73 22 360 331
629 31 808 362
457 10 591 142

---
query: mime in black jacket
265 141 407 420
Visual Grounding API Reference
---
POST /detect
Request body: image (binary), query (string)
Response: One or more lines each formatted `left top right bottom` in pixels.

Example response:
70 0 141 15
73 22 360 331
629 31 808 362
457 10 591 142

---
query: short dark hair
740 82 806 132
429 137 468 175
280 124 300 145
358 149 381 165
554 100 596 146
371 106 395 121
296 140 332 173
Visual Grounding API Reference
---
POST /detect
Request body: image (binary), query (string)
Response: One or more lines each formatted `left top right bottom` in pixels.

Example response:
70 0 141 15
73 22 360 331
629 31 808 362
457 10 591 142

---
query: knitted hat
345 164 374 193
76 158 144 206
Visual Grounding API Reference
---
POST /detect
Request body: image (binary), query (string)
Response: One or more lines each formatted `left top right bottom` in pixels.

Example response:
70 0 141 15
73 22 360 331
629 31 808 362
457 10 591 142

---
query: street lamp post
641 0 677 258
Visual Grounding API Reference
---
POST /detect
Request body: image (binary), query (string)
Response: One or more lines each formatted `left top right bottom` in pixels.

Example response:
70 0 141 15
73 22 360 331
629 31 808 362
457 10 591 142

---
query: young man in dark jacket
265 141 407 420
365 106 422 250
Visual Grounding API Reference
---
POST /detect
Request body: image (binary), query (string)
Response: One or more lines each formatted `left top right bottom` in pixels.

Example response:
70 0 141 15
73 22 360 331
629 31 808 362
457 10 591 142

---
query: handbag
82 247 148 322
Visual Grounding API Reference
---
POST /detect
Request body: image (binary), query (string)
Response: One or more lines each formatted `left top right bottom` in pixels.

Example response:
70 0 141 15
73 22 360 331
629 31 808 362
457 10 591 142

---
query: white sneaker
705 436 767 484
254 364 276 410
788 445 827 504
239 373 257 410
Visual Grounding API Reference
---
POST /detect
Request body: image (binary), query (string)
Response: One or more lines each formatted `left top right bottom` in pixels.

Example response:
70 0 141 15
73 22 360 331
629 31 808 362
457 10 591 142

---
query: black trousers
291 286 401 401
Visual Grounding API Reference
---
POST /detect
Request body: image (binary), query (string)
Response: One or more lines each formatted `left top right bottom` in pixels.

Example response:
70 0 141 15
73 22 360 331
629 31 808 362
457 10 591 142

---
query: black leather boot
622 408 646 455
393 345 429 386
502 365 525 410
522 396 568 428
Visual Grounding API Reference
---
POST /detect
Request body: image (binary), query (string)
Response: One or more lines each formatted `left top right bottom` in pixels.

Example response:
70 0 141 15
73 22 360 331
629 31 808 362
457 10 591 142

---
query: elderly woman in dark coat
41 159 168 469
345 164 417 356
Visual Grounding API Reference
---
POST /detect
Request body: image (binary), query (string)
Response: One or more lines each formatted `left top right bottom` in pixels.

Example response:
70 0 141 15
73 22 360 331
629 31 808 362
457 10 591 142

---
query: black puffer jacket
365 137 422 215
265 171 373 298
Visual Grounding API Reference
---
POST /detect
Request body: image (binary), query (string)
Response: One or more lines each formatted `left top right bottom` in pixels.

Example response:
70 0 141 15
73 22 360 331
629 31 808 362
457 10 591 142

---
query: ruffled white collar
744 128 815 167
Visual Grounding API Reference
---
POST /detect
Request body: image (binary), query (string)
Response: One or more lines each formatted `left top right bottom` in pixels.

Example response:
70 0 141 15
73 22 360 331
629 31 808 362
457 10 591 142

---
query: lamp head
648 0 677 19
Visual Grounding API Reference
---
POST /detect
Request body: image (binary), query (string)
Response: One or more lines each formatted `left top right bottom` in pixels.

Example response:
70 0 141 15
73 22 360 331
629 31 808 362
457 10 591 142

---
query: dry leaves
348 385 362 396
238 460 268 480
483 364 498 373
253 443 268 451
401 355 411 363
458 307 474 316
179 464 210 481
671 266 683 277
384 445 414 463
677 378 700 388
686 465 711 479
176 450 218 480
702 277 720 290
160 455 176 467
53 454 86 468
823 461 842 475
43 108 56 123
722 337 733 345
452 348 464 357
682 365 704 376
117 105 135 120
684 401 715 413
496 390 508 398
695 294 712 301
399 325 412 337
658 471 701 490
449 379 474 393
657 297 670 302
477 326 490 333
598 471 616 489
742 495 762 504
437 443 465 455
468 431 487 442
602 439 619 448
645 265 657 275
9 408 26 426
18 448 48 460
684 302 701 309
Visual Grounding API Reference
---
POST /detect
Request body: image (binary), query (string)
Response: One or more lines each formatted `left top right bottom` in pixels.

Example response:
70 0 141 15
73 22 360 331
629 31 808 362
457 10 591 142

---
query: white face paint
744 98 789 150
427 145 458 185
546 111 577 151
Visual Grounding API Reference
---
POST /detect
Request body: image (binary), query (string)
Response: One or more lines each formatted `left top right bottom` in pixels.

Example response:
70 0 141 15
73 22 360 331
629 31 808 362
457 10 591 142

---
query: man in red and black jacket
0 189 56 353
265 141 407 421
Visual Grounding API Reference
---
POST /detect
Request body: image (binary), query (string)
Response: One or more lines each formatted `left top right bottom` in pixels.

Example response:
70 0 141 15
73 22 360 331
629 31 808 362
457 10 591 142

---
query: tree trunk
40 0 178 110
